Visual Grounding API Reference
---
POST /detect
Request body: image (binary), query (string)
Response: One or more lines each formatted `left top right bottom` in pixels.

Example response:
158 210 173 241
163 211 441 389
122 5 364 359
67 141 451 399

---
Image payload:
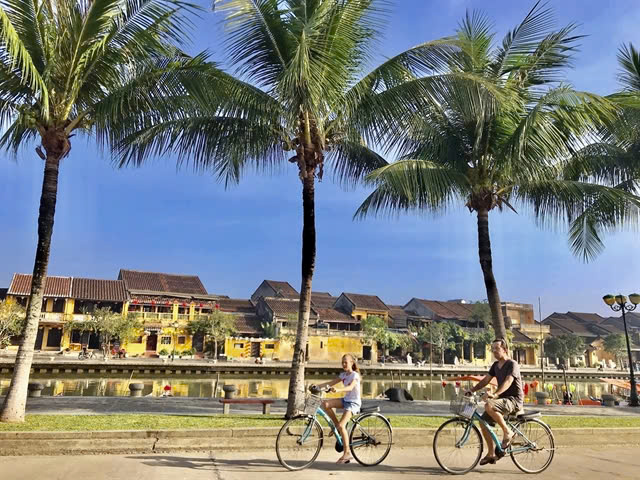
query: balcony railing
128 312 174 322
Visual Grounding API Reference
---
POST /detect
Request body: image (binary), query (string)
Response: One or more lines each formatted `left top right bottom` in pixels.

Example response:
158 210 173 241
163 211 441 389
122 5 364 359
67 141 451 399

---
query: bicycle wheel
349 413 393 466
433 418 483 475
276 416 324 471
510 419 555 474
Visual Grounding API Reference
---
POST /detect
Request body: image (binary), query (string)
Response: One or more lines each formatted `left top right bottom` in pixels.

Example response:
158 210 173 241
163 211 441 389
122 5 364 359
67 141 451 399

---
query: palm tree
355 2 640 341
113 0 459 417
0 0 200 422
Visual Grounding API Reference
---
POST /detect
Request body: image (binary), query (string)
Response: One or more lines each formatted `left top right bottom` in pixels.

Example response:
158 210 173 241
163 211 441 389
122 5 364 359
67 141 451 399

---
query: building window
161 336 172 345
133 336 143 344
234 343 244 349
265 344 275 350
46 328 62 347
178 336 186 345
320 341 323 349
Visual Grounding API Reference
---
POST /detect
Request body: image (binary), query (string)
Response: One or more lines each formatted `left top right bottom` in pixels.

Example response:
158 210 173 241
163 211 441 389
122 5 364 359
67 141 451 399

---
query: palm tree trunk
286 174 316 418
1 154 61 423
476 208 507 341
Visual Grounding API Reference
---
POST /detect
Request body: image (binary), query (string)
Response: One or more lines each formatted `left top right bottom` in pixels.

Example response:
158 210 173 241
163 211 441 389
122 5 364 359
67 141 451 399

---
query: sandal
501 432 515 450
479 456 496 466
336 456 352 464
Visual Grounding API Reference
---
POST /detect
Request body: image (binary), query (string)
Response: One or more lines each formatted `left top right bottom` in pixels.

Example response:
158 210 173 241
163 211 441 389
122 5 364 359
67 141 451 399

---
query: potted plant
179 348 195 360
158 348 170 359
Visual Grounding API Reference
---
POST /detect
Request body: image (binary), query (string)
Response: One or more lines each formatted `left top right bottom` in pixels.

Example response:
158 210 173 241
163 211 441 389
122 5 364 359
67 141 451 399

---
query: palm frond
617 43 640 91
0 1 48 115
355 160 469 218
327 135 388 188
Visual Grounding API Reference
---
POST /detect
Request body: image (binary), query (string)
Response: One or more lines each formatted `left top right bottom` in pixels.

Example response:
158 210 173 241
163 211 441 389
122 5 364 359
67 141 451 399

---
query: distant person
466 339 524 466
313 354 362 464
406 352 412 365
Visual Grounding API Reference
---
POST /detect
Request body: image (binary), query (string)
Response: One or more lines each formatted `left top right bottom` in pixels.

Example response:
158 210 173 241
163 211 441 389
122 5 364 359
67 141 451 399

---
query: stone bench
219 398 275 415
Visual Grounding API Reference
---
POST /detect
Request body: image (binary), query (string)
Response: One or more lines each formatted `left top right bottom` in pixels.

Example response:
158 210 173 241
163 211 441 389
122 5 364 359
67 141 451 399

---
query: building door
146 334 158 352
362 345 372 361
193 333 205 353
34 328 44 350
46 328 62 348
88 332 100 349
251 342 261 357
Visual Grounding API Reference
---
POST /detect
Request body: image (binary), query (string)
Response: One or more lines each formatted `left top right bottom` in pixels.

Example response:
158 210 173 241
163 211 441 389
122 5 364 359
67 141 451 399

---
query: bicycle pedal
494 447 506 459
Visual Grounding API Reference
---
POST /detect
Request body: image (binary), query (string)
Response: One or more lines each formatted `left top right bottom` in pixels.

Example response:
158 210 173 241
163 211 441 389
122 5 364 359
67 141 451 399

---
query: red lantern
151 300 156 306
442 381 447 388
163 385 171 391
455 381 461 388
199 303 203 308
181 302 187 307
215 303 219 310
165 301 170 306
524 384 529 395
133 299 139 305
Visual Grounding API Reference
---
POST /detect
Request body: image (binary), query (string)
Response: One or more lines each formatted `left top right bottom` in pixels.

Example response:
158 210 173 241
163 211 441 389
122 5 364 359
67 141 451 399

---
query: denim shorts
342 398 361 414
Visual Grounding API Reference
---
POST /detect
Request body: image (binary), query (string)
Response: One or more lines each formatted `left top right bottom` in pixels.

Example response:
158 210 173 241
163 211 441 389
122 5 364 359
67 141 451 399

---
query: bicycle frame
457 410 534 456
298 406 372 450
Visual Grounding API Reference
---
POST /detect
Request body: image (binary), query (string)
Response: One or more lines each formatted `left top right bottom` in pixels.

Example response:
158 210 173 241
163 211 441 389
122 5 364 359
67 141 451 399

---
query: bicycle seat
508 410 541 420
360 405 380 414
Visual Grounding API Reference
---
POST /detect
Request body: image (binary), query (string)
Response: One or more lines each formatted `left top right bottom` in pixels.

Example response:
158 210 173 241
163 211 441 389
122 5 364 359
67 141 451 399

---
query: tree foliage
544 334 584 365
0 301 25 349
603 333 627 367
362 315 411 353
188 310 237 357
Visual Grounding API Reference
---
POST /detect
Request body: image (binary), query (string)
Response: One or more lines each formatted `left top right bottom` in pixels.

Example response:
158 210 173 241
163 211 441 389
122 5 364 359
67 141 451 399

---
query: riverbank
4 396 639 417
0 355 629 381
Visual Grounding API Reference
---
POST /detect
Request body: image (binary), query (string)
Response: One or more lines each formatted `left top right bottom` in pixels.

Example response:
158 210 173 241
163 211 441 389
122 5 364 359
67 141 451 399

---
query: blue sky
2 1 640 319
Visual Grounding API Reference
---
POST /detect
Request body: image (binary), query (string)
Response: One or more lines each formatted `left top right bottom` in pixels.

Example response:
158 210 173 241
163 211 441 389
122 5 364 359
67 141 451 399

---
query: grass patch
0 414 639 432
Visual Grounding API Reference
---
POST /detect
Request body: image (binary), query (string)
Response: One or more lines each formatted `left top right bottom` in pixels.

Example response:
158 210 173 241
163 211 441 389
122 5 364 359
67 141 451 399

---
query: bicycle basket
304 394 323 415
450 396 476 419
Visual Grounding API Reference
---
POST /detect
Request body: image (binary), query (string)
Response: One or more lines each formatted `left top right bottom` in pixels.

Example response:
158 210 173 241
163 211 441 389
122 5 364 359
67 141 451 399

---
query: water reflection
0 375 612 402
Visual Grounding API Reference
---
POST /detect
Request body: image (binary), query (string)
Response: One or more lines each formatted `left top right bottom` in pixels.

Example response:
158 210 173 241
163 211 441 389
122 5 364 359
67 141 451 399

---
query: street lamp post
603 294 640 407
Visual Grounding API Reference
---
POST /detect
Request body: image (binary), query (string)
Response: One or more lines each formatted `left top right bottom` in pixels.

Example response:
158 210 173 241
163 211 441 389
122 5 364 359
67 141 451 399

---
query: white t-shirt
340 371 361 403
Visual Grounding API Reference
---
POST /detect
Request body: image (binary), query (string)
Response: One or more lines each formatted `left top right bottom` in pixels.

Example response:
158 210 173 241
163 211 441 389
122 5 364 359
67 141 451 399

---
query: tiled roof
311 293 336 309
566 312 606 325
417 299 473 319
601 315 640 330
8 274 72 297
314 308 355 323
512 330 536 344
264 280 299 298
234 315 263 335
118 269 207 295
217 298 256 314
72 278 128 302
342 293 389 311
388 305 408 329
543 313 597 337
264 297 315 319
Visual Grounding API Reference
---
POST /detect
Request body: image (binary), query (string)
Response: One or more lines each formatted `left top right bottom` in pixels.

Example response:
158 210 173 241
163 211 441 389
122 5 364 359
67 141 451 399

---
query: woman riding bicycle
314 353 362 464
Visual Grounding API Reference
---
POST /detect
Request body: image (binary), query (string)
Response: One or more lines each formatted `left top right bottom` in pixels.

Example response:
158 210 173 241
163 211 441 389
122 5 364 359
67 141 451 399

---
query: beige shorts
481 397 520 425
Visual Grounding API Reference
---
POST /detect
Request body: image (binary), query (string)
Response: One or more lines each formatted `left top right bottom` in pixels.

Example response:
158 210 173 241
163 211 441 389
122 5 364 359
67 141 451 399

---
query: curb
1 427 639 456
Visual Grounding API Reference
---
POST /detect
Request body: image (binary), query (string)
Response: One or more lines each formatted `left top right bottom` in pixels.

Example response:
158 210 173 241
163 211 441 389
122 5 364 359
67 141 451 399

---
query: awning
599 377 640 393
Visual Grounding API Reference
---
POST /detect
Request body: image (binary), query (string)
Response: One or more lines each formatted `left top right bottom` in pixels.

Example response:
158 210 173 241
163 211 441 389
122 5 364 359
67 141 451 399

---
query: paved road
1 447 636 480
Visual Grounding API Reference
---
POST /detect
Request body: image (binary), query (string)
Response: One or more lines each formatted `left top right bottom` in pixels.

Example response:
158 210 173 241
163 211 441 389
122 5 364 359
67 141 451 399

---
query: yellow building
333 293 390 324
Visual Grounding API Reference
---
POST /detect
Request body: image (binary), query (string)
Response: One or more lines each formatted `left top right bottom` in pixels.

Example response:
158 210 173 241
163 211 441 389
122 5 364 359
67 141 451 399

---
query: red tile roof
264 297 315 318
119 269 207 295
342 293 389 311
234 315 263 335
264 280 299 298
388 305 409 329
314 308 355 323
72 278 128 302
417 299 473 319
310 293 336 309
218 298 256 314
7 274 72 297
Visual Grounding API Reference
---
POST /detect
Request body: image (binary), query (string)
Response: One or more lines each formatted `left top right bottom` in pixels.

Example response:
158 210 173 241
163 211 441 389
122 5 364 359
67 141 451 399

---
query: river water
0 374 613 403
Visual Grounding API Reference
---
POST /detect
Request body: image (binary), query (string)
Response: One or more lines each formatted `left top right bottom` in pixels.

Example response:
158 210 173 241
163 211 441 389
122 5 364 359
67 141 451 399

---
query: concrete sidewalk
7 396 640 417
0 447 637 480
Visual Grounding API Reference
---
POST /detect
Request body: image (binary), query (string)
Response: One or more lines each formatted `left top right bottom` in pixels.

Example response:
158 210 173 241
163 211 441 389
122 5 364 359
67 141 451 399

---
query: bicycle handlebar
309 384 332 395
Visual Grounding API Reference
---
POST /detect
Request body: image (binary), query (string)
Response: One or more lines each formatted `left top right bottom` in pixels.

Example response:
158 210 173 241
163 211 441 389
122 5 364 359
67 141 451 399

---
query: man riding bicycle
467 338 524 466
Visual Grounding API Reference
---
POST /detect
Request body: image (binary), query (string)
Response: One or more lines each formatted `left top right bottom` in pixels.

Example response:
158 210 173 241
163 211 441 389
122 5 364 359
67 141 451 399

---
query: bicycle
276 385 393 471
433 393 555 475
78 348 95 360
